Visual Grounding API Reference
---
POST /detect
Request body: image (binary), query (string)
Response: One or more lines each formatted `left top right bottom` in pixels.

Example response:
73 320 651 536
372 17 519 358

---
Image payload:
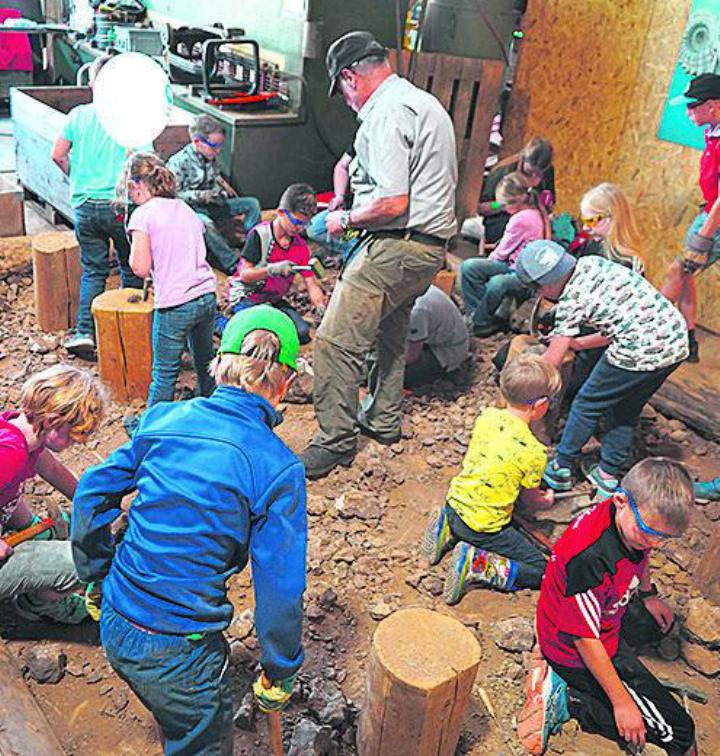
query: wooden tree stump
92 288 154 402
32 231 81 332
0 640 64 755
358 607 481 756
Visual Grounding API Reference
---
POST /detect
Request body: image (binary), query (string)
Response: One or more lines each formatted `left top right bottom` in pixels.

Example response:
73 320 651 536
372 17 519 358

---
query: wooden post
358 607 481 756
92 288 154 402
0 640 65 755
32 231 81 332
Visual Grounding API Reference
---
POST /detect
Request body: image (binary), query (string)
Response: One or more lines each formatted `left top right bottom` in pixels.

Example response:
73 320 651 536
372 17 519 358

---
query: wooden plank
0 640 65 755
428 56 462 112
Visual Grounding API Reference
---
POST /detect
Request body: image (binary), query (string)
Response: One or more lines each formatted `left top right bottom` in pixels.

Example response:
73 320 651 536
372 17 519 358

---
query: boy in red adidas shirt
520 458 696 756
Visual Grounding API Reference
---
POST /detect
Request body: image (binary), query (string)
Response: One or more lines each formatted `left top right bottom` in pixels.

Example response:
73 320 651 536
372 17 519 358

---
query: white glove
266 260 294 277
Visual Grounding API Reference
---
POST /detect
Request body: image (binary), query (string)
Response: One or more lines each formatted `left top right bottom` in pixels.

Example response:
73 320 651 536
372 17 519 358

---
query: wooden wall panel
505 0 720 331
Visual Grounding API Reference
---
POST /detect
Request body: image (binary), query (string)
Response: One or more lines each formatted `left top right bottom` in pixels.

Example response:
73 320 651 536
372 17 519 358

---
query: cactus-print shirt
550 256 688 371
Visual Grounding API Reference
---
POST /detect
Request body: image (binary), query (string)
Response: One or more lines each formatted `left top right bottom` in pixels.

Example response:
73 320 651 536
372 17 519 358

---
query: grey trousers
312 235 444 452
0 540 80 602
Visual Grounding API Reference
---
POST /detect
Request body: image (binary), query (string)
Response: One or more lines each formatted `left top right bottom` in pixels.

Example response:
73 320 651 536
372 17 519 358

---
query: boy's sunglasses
281 209 309 228
618 487 675 539
196 134 224 149
581 213 608 228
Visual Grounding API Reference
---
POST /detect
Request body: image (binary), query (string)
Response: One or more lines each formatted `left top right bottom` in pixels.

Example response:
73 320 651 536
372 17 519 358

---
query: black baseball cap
326 31 387 96
684 73 720 108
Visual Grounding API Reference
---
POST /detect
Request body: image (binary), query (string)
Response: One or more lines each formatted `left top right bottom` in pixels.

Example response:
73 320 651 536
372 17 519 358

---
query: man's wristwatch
638 583 658 600
340 210 352 231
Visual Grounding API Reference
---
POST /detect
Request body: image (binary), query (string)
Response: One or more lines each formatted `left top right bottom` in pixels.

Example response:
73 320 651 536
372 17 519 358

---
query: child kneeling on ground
1 365 107 623
421 353 561 604
223 183 327 344
518 457 697 756
71 306 306 756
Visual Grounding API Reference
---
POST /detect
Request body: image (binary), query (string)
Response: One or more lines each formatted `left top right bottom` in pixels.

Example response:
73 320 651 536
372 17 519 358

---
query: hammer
3 518 55 547
261 674 284 756
292 257 325 280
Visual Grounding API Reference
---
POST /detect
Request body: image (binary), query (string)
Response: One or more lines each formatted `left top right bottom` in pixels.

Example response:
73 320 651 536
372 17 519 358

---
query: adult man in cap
515 240 687 496
72 305 306 755
660 72 720 362
300 30 458 479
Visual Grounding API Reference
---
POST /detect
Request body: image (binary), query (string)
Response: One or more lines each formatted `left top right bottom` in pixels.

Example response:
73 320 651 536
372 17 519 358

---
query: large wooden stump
32 231 81 332
92 288 154 402
0 640 64 755
358 608 481 756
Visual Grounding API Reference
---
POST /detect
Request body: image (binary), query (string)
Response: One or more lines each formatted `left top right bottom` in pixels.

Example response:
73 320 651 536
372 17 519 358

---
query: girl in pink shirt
123 153 217 433
461 172 550 336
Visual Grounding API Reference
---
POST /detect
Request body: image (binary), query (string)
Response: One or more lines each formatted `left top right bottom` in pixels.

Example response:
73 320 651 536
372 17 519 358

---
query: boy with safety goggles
168 114 262 274
519 457 697 756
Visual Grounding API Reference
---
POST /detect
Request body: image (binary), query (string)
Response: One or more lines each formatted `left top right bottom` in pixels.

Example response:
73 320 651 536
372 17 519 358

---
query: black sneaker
299 445 355 479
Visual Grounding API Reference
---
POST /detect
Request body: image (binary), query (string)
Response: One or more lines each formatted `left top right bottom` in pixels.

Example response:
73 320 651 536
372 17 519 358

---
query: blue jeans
74 200 144 336
148 292 217 406
557 352 680 476
307 209 354 261
225 298 311 344
101 603 233 756
446 505 546 589
460 257 526 327
196 196 262 274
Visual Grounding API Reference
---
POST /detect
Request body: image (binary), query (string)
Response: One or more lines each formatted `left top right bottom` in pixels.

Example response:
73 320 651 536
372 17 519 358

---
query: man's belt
373 228 448 247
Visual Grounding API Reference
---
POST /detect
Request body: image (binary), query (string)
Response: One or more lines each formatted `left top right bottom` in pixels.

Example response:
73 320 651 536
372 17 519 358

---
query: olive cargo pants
312 235 444 453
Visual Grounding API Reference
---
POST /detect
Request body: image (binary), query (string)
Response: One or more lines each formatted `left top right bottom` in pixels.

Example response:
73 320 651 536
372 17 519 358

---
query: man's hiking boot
299 445 355 480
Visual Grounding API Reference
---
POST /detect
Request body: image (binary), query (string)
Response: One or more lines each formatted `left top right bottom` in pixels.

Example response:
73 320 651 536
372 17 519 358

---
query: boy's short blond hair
210 330 290 402
621 457 694 533
500 353 562 406
20 365 109 440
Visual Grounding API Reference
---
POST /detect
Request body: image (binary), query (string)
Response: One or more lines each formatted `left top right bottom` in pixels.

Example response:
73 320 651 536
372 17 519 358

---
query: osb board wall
506 0 720 331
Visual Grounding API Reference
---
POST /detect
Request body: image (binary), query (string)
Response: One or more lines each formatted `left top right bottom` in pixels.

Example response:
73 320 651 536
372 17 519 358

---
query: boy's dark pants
101 603 233 756
556 352 680 477
446 506 546 588
551 598 695 755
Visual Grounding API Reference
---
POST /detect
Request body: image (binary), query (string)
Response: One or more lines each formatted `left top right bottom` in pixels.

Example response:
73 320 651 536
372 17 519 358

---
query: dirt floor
1 258 719 756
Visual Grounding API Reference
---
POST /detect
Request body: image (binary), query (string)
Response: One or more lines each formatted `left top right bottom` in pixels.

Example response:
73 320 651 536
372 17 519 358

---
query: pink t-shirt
128 197 217 309
0 412 41 532
489 208 548 268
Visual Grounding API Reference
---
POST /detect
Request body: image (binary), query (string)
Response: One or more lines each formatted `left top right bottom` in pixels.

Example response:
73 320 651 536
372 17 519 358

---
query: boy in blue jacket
71 305 306 756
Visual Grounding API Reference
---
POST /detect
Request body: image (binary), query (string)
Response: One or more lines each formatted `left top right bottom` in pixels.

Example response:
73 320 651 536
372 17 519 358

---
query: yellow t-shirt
447 407 546 533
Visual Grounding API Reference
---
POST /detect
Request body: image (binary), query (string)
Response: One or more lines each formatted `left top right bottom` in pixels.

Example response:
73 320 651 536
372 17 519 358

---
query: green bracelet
490 200 503 211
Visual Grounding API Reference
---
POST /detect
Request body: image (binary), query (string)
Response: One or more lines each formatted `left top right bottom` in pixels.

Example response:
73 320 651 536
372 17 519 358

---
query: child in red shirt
519 458 696 756
0 365 107 624
225 183 327 343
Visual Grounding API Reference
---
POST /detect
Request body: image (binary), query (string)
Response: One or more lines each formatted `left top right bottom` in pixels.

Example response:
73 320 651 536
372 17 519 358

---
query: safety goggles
580 213 608 228
196 134 225 149
281 209 309 228
618 487 675 539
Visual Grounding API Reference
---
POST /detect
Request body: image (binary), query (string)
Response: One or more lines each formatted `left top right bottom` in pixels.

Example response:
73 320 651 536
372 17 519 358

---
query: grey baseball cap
515 240 576 287
326 31 387 96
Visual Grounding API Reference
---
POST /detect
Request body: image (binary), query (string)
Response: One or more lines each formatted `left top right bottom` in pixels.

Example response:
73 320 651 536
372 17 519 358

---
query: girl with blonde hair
121 152 218 434
579 183 646 275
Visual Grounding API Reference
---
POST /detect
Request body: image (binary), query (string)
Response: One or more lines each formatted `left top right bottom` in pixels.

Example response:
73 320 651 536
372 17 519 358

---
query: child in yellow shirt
421 353 562 604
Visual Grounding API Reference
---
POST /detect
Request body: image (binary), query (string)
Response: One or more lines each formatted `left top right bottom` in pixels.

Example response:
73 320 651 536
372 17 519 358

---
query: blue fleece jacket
71 386 307 680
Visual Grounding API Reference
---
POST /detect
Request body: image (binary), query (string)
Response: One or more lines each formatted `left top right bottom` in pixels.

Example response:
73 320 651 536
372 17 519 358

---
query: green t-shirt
61 103 132 208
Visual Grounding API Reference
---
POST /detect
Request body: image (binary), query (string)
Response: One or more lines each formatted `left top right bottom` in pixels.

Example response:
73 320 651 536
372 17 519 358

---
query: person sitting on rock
223 183 327 344
0 365 107 624
421 353 561 604
518 458 697 756
72 306 306 756
168 114 262 274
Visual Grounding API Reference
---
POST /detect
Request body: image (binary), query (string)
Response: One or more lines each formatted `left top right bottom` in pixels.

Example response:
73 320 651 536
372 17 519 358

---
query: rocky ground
1 259 719 756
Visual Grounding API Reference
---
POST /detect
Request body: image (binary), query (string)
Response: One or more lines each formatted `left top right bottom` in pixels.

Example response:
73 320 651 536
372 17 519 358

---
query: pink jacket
0 9 32 72
489 208 549 268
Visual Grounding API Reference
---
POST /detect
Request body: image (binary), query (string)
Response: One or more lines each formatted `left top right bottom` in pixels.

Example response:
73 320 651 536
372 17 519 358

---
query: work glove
266 260 294 277
85 581 103 622
252 671 298 712
682 232 712 273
